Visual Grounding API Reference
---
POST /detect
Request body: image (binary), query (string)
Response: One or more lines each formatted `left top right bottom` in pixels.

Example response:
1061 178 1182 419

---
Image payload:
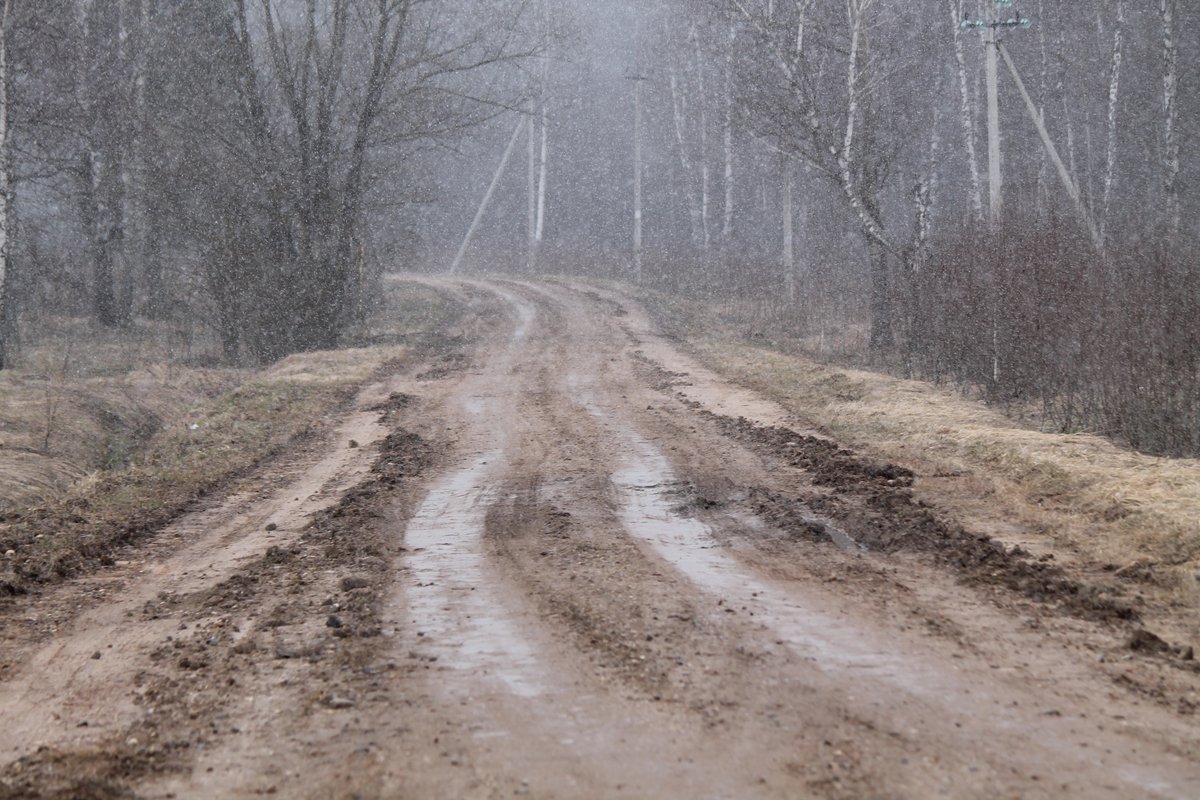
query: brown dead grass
0 345 405 593
0 315 247 512
625 287 1200 640
0 278 467 595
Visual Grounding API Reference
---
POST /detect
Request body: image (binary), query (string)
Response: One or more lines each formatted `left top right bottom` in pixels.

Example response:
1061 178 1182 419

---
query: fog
0 0 1197 455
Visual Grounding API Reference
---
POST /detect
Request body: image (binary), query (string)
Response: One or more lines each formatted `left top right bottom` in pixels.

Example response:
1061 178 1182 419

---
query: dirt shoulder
0 280 467 598
610 283 1200 653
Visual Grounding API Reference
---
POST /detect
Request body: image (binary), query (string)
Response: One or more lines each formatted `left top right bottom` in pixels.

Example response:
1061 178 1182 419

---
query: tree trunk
1161 0 1180 236
949 0 983 223
868 237 892 351
0 0 11 370
668 64 704 249
722 23 736 243
1100 0 1124 244
782 161 794 303
691 25 711 256
78 151 119 328
527 109 537 272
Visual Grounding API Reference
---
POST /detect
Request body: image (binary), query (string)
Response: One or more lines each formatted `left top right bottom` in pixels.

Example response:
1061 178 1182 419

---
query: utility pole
960 5 1102 252
628 71 650 284
984 5 1002 229
962 1 1032 230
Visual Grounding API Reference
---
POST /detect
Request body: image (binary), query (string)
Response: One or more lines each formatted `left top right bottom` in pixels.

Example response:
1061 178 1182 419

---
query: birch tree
948 0 982 223
1160 0 1180 236
1100 0 1124 243
721 0 903 347
0 0 11 369
666 19 713 254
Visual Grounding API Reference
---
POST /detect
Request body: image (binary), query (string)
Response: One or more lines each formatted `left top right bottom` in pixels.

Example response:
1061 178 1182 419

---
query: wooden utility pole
629 71 649 284
984 5 1002 228
962 0 1030 229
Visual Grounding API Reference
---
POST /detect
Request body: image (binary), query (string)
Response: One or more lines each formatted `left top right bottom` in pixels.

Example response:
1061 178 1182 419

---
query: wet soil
2 277 1199 799
703 413 1139 623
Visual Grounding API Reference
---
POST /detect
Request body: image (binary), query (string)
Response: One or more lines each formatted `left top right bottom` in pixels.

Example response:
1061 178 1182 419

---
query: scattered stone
326 694 356 709
232 638 257 655
265 522 278 532
1127 627 1173 655
341 576 370 591
91 651 102 660
349 440 360 449
326 615 344 629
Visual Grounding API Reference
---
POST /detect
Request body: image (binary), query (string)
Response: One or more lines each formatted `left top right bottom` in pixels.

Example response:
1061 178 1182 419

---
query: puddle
404 455 544 698
402 289 543 697
567 376 1198 799
610 433 949 696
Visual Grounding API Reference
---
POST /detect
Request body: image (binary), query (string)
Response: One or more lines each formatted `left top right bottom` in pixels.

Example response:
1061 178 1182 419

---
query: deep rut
2 276 1199 799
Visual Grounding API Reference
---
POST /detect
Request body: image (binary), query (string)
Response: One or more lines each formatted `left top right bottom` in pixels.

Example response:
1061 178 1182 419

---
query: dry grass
0 278 466 593
0 318 244 511
0 344 405 591
625 286 1200 637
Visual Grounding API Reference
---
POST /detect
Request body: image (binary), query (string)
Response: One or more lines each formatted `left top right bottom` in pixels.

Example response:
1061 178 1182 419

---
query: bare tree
722 0 904 348
157 0 542 360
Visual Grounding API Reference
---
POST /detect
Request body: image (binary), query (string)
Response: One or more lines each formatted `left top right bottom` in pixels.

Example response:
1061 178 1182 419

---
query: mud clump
707 412 1137 624
368 392 415 415
707 414 914 489
0 739 183 800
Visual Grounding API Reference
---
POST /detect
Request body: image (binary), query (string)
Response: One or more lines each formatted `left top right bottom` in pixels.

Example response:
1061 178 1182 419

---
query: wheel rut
3 276 1199 800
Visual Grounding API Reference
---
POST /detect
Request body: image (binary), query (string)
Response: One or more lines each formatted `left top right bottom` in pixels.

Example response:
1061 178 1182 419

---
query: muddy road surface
2 278 1199 799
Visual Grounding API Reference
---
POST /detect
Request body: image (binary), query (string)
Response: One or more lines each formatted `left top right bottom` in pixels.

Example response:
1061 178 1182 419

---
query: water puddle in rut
568 375 1196 798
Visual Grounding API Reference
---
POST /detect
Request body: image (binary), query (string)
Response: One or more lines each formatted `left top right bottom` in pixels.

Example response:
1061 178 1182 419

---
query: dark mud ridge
0 427 436 800
702 412 1138 625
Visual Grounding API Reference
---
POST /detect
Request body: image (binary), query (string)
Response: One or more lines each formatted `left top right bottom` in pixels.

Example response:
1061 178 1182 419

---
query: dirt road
2 278 1199 799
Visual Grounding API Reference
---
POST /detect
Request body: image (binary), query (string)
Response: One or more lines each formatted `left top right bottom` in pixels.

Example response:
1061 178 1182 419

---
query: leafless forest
0 0 1196 452
4 3 1200 797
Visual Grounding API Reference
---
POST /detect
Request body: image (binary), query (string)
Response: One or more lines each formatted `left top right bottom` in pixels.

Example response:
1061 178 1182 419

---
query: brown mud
1 277 1198 799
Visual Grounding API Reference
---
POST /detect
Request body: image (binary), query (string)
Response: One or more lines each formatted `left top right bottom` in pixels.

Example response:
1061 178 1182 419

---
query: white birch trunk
1100 0 1123 244
668 62 704 250
633 75 644 282
535 81 548 246
949 0 983 223
1053 23 1078 188
783 162 795 304
531 3 549 263
0 0 10 368
115 0 139 322
836 0 888 248
691 26 711 255
526 109 537 270
1161 0 1180 236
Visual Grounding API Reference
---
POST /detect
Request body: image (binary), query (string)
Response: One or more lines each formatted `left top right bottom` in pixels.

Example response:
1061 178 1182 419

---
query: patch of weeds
1 366 367 595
